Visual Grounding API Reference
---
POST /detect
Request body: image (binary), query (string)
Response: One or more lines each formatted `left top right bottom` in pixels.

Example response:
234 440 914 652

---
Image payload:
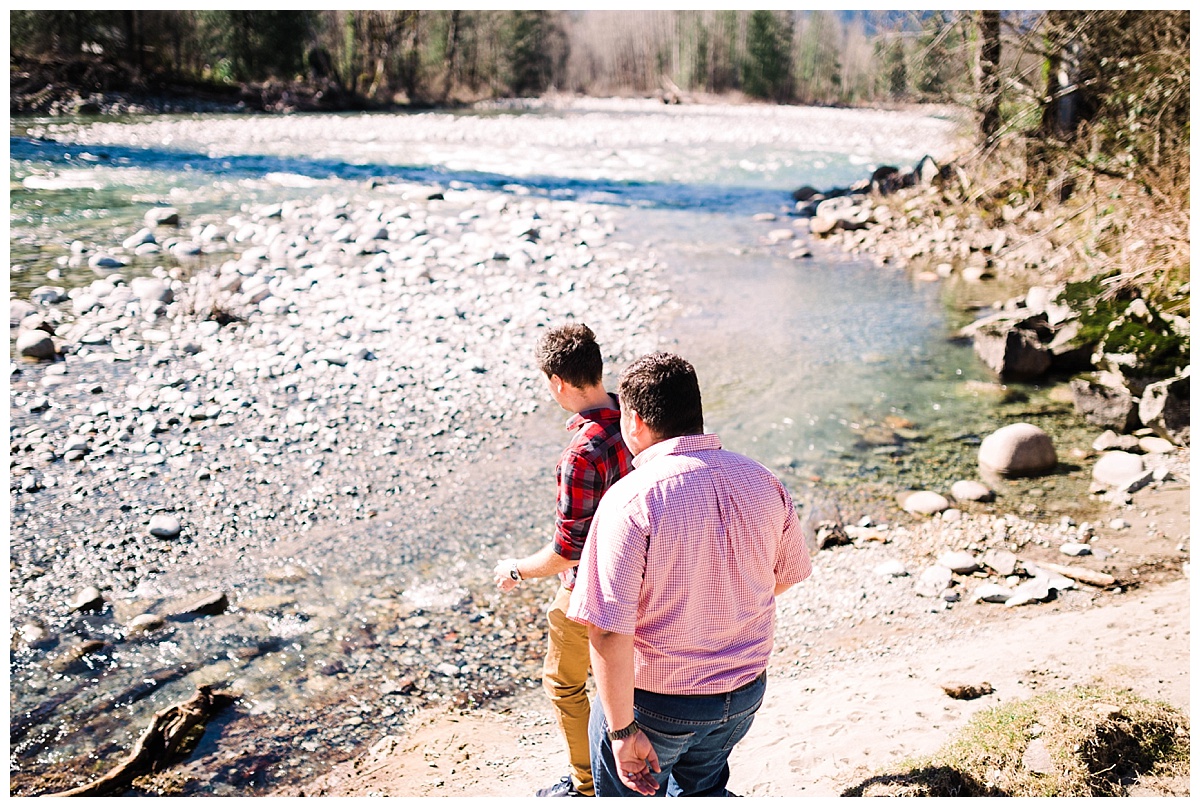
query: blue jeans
589 672 766 797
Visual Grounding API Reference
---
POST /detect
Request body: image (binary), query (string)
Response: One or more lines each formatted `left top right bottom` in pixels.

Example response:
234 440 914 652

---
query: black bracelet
606 719 641 741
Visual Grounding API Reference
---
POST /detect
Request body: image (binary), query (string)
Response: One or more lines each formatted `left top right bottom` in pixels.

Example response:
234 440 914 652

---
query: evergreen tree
743 10 793 101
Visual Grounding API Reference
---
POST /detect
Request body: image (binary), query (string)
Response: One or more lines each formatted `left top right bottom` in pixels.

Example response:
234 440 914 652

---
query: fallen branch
47 685 234 797
1033 560 1118 589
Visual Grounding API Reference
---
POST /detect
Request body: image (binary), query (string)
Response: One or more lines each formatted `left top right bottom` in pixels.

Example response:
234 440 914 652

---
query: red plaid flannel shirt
554 398 633 589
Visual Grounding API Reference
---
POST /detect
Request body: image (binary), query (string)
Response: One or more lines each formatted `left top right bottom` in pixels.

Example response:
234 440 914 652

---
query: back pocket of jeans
637 722 695 768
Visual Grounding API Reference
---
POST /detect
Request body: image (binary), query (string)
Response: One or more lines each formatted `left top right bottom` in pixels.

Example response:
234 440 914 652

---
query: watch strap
606 719 641 741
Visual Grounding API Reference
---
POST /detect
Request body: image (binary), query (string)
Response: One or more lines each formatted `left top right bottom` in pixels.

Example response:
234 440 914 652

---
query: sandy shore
287 576 1189 797
286 476 1190 798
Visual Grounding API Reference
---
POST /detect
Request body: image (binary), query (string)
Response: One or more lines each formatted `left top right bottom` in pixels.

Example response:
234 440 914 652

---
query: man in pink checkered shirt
568 352 812 797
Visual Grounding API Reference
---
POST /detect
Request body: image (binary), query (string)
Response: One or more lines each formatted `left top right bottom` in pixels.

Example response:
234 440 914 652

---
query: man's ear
628 409 646 438
549 374 565 394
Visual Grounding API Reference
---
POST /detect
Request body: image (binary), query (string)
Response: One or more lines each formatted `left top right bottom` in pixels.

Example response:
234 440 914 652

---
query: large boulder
1138 371 1190 446
979 423 1057 477
1069 372 1139 432
969 312 1056 381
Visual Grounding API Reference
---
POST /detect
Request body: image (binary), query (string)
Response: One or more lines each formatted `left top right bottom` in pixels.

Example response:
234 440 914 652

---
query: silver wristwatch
507 559 522 582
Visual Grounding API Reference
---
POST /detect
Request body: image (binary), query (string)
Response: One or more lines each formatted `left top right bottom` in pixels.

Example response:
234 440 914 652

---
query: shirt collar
632 432 722 468
565 393 621 431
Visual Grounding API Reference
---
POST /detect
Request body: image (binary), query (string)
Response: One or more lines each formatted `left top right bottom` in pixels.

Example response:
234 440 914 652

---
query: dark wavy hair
618 352 703 438
534 323 603 388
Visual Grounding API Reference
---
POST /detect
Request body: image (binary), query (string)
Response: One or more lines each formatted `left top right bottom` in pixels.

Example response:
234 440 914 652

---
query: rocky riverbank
9 180 668 794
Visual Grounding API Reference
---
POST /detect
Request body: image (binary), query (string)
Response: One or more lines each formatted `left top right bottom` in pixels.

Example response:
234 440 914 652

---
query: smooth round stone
88 254 126 270
938 550 980 575
973 583 1014 603
874 560 909 577
145 207 180 227
30 286 67 305
126 613 166 636
15 330 56 360
979 423 1057 476
901 490 951 515
950 480 994 502
1109 518 1131 530
122 228 157 249
1139 436 1175 453
11 298 37 326
1059 542 1093 557
1092 451 1146 488
131 277 174 304
69 586 105 612
148 514 182 538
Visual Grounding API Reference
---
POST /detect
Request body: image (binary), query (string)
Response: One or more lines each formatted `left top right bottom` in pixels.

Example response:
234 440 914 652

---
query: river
9 100 1099 795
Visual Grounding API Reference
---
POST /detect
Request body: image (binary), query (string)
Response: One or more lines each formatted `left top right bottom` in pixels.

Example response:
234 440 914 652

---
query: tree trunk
977 10 1001 144
442 10 460 102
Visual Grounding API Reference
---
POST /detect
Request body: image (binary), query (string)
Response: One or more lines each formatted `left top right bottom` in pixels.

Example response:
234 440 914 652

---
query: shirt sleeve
567 489 646 635
773 484 813 586
553 447 604 562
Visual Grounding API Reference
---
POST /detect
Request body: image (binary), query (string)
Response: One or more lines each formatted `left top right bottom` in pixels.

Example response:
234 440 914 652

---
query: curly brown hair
534 323 603 388
618 352 703 438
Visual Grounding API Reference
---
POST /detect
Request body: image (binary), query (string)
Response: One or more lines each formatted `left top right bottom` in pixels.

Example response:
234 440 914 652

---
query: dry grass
841 684 1190 797
943 134 1190 317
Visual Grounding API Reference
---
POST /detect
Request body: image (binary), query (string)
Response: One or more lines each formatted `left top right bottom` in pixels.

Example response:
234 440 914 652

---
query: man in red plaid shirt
494 323 633 797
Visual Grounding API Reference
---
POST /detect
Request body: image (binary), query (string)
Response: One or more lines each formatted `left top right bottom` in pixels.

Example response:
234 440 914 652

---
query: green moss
1099 314 1189 378
1057 278 1189 378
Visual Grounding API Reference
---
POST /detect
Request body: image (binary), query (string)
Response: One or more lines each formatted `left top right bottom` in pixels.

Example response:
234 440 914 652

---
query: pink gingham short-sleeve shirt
567 433 812 695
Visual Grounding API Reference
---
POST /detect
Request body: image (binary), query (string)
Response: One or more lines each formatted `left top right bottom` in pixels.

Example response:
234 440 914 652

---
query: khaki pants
543 584 593 796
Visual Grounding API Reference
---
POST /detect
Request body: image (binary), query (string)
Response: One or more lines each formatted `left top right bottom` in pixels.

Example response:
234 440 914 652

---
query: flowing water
9 101 1099 794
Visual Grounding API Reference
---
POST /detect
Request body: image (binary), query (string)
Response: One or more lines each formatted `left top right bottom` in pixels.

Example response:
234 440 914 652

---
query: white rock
915 565 953 597
981 548 1018 576
1059 542 1092 557
901 490 950 515
69 586 105 611
30 286 67 305
973 583 1014 603
874 560 909 577
15 330 56 360
148 514 182 538
979 423 1057 476
145 207 180 227
938 550 980 574
1109 518 1131 530
88 254 126 270
126 613 166 635
950 480 994 502
122 228 157 249
1138 436 1175 454
1092 451 1145 488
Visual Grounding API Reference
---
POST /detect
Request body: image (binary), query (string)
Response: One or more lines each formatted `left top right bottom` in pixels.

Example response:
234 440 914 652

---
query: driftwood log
47 685 233 797
1034 560 1118 589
